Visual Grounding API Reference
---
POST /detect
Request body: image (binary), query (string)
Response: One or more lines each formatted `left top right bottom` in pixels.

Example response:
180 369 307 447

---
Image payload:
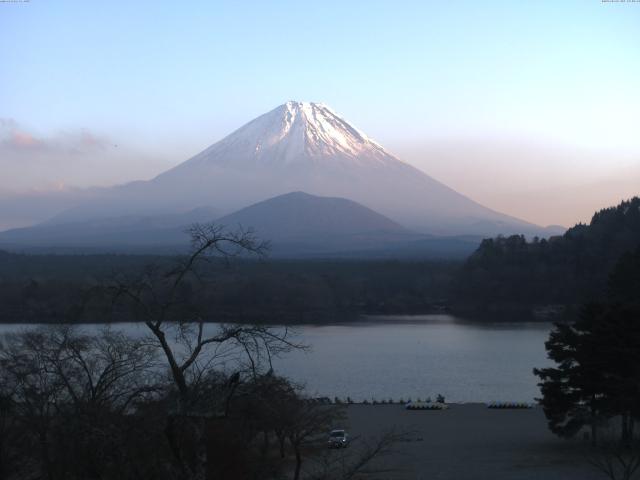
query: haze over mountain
219 192 407 239
46 101 554 237
0 192 482 258
217 191 433 256
0 207 220 252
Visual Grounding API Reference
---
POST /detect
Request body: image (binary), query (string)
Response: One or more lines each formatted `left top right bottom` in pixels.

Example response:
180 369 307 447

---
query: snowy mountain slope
47 101 545 236
168 101 394 169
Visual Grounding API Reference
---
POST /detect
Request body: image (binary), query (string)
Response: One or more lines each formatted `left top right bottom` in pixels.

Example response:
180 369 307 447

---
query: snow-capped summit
172 101 395 170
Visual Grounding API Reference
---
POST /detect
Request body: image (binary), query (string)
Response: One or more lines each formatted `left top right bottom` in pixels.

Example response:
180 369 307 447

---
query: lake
0 315 553 403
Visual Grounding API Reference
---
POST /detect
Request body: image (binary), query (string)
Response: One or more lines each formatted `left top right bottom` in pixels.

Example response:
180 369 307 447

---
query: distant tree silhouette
457 197 640 313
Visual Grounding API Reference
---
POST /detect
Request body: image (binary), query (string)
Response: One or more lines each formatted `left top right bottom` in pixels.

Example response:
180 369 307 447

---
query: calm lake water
0 315 553 403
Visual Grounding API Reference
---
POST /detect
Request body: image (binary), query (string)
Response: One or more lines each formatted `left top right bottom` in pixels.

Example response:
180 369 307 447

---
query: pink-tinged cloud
0 118 107 153
65 129 108 153
11 130 42 148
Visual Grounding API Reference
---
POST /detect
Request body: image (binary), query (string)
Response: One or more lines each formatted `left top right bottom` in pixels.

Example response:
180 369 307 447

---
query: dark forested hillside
0 253 458 324
454 197 640 315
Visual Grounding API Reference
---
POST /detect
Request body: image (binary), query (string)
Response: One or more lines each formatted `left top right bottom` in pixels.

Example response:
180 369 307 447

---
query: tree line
455 197 640 318
0 250 457 324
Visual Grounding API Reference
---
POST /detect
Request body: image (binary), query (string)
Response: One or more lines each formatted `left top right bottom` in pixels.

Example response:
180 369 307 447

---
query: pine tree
534 303 609 443
535 247 640 444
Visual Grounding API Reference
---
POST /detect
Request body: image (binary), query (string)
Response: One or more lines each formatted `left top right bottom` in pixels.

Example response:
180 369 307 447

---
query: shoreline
0 310 562 327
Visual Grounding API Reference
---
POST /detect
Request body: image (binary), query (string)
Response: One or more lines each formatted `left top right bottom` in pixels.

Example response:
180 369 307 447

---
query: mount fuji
3 101 556 246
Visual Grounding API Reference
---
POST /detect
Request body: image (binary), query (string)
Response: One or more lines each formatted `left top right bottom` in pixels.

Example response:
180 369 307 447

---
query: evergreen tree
535 247 640 444
534 303 609 443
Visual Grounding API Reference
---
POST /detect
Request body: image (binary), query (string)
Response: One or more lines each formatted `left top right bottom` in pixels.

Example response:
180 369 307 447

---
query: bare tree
0 329 67 480
0 367 23 480
108 223 304 480
0 326 162 480
38 326 160 414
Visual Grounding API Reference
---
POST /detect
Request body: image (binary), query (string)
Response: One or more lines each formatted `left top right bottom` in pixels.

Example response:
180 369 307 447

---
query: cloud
0 119 115 195
0 118 174 198
0 118 108 154
11 130 41 148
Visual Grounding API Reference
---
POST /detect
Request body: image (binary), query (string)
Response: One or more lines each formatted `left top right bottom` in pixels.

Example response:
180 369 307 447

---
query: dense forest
454 197 640 317
0 252 457 324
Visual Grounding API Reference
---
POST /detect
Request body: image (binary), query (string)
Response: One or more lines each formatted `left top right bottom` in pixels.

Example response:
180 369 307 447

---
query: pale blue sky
1 0 639 225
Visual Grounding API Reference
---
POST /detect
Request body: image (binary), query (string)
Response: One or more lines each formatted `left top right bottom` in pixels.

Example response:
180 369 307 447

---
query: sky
1 0 639 227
